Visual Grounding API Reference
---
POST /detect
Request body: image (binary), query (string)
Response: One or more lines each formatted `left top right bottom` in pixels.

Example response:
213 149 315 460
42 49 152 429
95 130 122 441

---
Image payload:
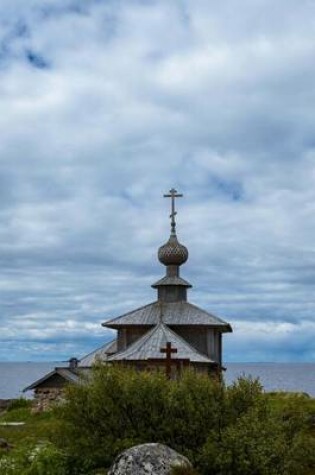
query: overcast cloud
0 0 315 362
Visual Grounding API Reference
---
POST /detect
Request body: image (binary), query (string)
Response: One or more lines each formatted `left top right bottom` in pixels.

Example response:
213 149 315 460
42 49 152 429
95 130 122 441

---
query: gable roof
23 367 91 392
79 339 117 366
103 301 232 331
107 322 215 364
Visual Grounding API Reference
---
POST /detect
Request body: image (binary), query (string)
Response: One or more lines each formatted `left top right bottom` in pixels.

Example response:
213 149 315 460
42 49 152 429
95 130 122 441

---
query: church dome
158 234 188 266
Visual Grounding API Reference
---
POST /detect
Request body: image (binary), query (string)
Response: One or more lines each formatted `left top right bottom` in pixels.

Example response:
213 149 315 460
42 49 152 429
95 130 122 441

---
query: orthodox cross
164 188 183 235
160 341 178 379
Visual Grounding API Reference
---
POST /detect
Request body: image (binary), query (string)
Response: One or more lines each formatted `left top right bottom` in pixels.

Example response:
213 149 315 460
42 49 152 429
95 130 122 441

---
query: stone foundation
33 387 64 412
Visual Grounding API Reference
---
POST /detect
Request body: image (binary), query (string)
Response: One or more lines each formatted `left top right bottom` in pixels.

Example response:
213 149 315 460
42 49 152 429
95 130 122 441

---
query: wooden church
24 189 232 405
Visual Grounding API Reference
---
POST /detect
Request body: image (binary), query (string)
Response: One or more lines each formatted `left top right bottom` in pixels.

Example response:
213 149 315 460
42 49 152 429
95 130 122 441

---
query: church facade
25 189 232 404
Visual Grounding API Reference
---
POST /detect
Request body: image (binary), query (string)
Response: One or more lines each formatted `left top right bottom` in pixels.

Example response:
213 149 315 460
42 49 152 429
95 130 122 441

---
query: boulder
108 443 192 475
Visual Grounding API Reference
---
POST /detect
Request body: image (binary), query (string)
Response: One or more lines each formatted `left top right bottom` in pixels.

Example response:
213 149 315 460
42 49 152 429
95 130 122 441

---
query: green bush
52 365 314 475
55 365 171 470
7 398 32 412
201 406 288 475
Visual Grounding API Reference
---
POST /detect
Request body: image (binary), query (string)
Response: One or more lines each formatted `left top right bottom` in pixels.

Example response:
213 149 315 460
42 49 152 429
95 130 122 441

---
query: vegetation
0 366 314 474
6 398 33 412
171 464 200 475
0 399 66 474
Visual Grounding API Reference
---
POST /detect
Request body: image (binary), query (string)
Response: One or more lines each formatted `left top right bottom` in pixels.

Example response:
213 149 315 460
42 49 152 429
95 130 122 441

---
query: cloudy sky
1 0 315 362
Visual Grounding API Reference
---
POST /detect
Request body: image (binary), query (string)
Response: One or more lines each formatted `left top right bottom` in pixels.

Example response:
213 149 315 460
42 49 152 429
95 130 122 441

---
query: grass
0 402 58 453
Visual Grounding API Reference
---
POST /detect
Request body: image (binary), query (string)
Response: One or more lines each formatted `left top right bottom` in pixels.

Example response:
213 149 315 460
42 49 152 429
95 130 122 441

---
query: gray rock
108 443 191 475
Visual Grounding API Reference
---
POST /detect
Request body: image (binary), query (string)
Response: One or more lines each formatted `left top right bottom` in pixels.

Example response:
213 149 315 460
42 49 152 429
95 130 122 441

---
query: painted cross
160 341 178 378
163 188 183 235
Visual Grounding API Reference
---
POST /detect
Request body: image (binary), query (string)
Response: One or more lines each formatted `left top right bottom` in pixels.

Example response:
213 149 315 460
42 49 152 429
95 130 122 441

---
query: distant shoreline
1 362 314 399
1 361 314 364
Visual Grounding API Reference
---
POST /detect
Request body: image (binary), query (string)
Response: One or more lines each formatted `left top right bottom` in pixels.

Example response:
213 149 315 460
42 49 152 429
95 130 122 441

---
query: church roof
103 301 232 331
107 322 214 364
79 339 117 366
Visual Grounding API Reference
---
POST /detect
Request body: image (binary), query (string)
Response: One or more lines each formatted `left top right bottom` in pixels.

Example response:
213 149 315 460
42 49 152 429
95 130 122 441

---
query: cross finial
163 188 183 235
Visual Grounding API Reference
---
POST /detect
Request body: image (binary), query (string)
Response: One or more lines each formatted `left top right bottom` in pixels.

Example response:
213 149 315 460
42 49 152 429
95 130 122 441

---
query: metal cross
160 341 178 379
163 188 183 235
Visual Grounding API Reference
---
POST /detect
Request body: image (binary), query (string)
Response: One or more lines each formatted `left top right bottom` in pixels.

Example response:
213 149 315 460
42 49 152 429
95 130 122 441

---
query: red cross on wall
160 341 178 379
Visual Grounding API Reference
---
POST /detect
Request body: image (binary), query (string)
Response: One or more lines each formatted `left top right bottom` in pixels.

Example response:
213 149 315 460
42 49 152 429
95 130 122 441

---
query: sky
0 0 315 362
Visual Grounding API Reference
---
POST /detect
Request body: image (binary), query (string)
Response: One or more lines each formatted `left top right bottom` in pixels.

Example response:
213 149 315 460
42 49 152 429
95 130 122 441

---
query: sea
0 362 314 399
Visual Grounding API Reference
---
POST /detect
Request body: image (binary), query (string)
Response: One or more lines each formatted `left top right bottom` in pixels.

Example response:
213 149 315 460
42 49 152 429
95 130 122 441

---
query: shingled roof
107 322 215 364
79 339 117 366
23 367 91 392
103 301 232 331
151 275 192 288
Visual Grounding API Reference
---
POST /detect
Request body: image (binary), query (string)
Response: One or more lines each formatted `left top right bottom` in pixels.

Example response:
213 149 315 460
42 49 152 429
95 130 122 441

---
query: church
24 190 232 406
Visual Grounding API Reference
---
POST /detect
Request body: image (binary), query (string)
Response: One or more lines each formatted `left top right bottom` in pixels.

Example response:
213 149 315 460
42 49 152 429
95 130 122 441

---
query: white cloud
0 0 314 361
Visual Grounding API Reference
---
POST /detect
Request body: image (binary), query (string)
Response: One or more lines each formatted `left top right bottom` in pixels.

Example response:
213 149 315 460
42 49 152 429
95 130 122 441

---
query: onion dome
153 188 191 302
158 234 188 267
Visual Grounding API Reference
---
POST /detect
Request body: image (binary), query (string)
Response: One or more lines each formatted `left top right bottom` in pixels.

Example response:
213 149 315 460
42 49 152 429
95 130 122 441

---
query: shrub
55 365 171 471
53 365 314 475
201 406 288 475
7 398 32 412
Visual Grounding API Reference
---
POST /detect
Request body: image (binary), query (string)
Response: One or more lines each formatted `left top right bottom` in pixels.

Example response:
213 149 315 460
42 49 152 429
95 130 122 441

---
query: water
0 362 314 399
0 362 63 399
224 363 315 396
